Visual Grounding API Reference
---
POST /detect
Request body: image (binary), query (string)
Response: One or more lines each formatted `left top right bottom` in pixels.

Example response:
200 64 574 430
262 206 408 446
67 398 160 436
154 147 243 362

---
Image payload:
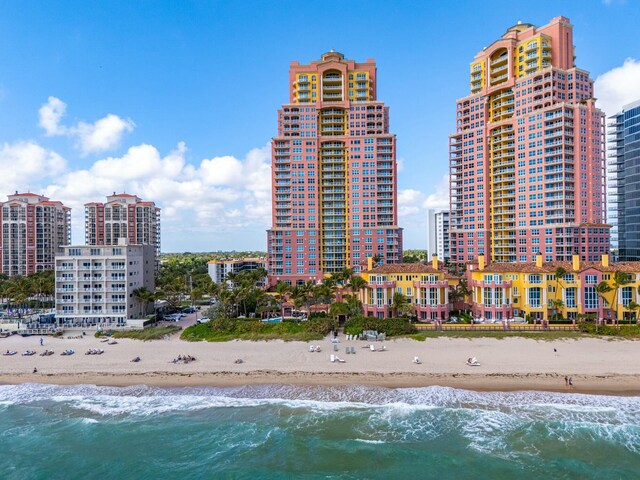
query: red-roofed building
0 192 71 276
84 193 160 272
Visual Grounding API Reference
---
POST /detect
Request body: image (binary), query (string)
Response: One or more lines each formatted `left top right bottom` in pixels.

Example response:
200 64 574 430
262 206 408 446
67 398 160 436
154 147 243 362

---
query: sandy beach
1 333 639 394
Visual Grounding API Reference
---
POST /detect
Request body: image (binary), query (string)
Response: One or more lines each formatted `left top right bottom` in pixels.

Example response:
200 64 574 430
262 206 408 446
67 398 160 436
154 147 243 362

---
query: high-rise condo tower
449 16 608 264
267 51 403 285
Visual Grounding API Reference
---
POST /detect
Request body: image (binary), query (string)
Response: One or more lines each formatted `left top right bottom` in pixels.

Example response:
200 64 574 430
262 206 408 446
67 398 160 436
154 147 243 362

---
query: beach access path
1 334 639 394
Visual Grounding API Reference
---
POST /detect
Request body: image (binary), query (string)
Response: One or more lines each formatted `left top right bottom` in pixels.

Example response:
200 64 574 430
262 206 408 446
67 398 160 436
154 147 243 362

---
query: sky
0 0 639 253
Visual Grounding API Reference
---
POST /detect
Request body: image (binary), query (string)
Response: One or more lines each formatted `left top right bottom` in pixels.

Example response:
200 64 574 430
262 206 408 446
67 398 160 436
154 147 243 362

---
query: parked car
163 314 182 322
196 317 210 325
182 307 197 314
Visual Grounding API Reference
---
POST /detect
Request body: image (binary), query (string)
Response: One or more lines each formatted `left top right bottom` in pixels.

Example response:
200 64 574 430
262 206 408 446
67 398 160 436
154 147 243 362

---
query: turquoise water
0 384 639 479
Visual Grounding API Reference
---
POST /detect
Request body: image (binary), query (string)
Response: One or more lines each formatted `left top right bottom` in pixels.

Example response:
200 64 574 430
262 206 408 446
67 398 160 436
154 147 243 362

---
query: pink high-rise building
0 192 71 276
267 51 403 285
449 16 608 264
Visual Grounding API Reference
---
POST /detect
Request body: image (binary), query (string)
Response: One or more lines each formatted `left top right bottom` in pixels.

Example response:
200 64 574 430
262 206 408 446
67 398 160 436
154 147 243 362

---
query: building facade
267 51 403 286
449 16 608 265
467 254 640 323
427 210 451 262
360 256 457 320
435 211 450 262
85 193 160 271
208 258 268 287
608 99 640 260
54 241 155 327
0 193 71 276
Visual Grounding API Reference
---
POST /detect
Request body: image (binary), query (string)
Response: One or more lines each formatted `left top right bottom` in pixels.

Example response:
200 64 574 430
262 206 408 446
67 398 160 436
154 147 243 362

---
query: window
622 287 633 307
565 288 576 308
584 286 598 309
528 287 541 308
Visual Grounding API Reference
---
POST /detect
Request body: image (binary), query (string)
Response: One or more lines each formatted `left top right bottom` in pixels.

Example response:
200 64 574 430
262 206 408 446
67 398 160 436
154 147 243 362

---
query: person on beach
568 376 573 387
33 367 37 373
40 337 43 346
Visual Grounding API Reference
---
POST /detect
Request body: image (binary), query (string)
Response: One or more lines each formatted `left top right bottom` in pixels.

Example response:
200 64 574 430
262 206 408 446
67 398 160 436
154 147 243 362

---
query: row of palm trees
0 270 55 312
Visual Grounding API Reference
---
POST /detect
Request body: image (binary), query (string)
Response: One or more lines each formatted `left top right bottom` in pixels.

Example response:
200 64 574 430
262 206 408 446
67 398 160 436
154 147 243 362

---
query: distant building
0 192 71 276
54 240 155 327
85 193 160 271
427 209 450 262
208 258 268 287
608 99 640 260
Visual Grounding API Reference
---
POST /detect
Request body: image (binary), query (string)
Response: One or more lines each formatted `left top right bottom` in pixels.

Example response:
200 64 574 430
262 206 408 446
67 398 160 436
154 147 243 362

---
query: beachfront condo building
359 256 458 321
208 258 268 287
0 192 71 276
54 240 155 327
607 99 640 261
85 193 161 272
449 16 608 265
267 51 403 286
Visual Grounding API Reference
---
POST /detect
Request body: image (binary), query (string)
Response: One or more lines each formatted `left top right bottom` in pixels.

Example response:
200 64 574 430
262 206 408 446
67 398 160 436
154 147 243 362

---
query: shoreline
3 371 640 396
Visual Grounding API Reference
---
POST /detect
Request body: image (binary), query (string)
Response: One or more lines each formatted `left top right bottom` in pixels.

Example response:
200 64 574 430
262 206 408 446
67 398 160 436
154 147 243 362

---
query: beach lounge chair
335 356 346 363
330 354 336 362
413 356 422 364
370 344 376 352
466 357 480 366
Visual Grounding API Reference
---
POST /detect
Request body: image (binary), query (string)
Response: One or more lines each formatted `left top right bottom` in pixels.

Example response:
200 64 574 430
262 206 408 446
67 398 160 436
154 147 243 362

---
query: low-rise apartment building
468 254 640 323
360 256 458 321
55 240 155 327
207 257 267 287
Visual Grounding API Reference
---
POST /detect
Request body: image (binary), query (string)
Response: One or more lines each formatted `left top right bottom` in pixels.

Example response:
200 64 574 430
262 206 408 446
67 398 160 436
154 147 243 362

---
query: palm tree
626 300 640 324
132 287 155 318
274 281 290 318
610 271 631 326
348 275 368 302
553 267 567 321
549 299 565 322
595 281 613 325
6 276 33 311
391 292 410 318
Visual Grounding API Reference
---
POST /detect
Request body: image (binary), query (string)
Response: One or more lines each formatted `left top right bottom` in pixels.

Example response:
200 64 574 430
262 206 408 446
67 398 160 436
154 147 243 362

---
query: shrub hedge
180 317 337 342
343 316 417 336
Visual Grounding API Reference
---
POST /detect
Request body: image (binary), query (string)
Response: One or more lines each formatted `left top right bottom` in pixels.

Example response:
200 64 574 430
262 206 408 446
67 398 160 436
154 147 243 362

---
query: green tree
610 271 631 325
132 287 156 318
274 281 290 317
391 292 411 318
595 281 613 324
553 267 567 321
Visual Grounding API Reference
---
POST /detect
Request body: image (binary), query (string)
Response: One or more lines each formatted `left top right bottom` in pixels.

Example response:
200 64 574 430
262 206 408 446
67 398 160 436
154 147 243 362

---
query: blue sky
0 0 638 252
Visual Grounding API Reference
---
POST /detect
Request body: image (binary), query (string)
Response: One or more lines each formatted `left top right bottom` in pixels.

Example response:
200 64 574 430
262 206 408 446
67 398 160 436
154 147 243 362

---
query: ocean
0 383 638 479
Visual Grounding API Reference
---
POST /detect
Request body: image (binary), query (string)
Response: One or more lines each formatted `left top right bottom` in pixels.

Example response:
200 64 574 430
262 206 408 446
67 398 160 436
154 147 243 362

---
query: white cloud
38 96 135 155
42 141 273 249
594 58 640 116
0 141 66 193
397 175 449 218
38 96 67 135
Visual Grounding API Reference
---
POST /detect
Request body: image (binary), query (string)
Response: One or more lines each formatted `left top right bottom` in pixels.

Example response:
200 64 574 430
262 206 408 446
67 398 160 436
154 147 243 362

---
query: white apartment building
208 258 268 287
0 192 71 276
55 240 155 327
435 211 450 262
427 209 450 262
